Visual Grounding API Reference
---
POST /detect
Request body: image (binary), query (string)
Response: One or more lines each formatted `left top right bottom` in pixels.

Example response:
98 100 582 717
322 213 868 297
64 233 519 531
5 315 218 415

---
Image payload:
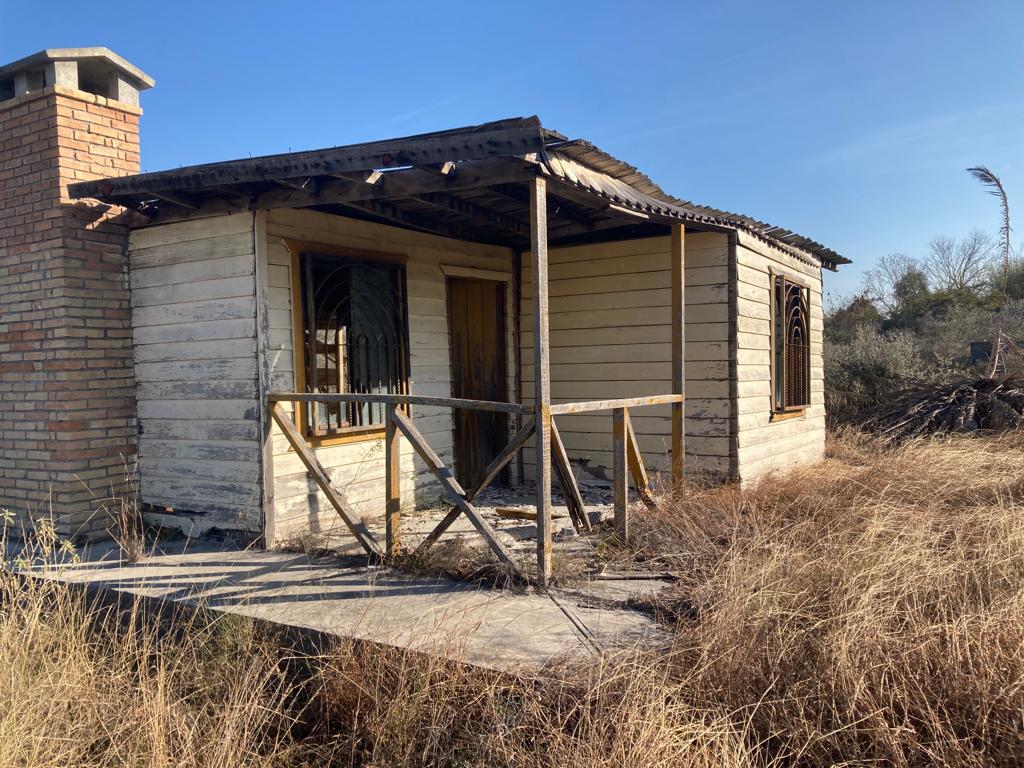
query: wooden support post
612 407 629 541
530 176 553 585
671 223 686 484
385 404 401 558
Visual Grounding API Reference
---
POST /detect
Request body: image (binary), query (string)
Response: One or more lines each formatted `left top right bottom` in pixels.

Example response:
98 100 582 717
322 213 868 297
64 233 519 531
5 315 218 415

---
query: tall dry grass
0 429 1020 766
630 428 1024 767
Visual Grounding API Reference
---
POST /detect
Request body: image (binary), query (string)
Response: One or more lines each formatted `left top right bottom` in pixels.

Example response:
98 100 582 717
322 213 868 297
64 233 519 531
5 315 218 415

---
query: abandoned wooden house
0 48 848 582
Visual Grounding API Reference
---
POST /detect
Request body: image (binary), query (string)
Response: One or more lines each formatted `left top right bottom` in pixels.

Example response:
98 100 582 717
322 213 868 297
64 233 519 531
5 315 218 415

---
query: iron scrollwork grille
299 252 410 437
772 274 811 412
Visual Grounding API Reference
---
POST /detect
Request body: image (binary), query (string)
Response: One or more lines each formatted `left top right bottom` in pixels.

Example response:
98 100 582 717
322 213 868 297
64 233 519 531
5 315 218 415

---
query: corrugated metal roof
543 135 849 270
67 115 848 269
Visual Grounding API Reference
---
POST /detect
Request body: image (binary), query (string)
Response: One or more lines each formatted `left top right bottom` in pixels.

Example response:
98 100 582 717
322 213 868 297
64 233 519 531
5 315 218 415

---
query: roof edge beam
141 158 542 227
69 116 546 200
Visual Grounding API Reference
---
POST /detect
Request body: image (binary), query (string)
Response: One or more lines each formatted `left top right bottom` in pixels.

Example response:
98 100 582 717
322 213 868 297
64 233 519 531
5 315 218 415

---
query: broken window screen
772 274 811 411
299 253 409 436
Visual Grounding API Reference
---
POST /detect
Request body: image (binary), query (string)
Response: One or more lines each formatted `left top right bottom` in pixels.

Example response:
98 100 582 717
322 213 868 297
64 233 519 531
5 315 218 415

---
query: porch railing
268 391 682 582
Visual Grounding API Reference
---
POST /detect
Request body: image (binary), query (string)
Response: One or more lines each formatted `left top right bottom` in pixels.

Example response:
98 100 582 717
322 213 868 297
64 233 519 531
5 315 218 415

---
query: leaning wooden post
670 223 686 484
385 404 401 558
612 407 629 541
530 176 553 586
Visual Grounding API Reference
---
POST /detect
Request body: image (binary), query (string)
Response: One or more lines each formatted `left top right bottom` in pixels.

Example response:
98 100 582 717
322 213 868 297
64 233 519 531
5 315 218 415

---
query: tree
924 229 996 294
862 253 924 316
825 293 882 344
1005 258 1024 301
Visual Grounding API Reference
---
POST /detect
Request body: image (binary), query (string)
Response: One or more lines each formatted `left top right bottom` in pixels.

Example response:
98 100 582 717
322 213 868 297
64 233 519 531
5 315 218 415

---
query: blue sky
6 1 1022 302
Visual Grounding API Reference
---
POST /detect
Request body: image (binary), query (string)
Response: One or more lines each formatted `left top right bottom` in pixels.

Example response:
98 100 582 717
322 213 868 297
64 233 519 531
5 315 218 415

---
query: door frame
441 264 516 485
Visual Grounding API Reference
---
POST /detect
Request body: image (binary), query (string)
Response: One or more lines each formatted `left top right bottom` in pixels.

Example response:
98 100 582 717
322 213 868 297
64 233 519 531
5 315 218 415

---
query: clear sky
6 1 1022 303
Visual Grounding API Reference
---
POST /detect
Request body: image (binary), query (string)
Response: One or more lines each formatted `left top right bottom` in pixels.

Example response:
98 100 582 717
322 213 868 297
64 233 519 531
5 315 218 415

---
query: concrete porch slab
24 543 670 671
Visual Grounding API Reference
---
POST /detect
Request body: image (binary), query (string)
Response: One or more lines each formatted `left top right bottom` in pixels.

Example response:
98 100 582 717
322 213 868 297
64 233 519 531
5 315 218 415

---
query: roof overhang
68 115 849 268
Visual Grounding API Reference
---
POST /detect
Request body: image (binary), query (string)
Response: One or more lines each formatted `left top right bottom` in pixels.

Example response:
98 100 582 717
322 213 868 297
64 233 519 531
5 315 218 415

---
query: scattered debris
861 372 1024 441
494 507 568 521
591 571 677 581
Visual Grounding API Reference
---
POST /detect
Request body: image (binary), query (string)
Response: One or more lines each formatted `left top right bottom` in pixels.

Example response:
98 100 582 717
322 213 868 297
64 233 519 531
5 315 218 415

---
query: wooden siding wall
261 209 517 544
520 232 729 485
683 233 735 478
128 212 263 532
733 232 826 482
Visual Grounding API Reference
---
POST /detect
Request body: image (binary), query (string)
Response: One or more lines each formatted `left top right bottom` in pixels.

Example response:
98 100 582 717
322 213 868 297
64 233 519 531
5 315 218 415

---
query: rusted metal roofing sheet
68 116 848 269
543 138 849 270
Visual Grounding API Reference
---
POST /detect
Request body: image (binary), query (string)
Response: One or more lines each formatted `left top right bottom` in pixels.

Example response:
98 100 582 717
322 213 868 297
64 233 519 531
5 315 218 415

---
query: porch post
671 223 685 484
385 404 401 558
530 176 553 585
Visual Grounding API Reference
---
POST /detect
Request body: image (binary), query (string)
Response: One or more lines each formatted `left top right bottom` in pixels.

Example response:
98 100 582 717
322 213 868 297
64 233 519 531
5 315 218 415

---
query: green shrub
825 326 926 420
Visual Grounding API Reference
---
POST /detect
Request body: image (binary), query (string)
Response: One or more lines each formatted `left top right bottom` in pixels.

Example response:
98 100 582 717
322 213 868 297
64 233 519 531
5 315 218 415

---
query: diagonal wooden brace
625 414 657 510
391 409 520 575
270 403 384 559
550 419 591 533
416 418 535 553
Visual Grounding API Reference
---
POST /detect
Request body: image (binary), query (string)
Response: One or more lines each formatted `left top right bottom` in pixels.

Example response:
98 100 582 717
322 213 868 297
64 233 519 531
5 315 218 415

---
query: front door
448 277 508 488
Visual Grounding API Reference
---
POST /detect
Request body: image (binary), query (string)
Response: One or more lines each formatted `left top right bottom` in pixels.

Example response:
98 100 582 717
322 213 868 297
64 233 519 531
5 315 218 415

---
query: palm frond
967 165 1006 199
967 165 1011 286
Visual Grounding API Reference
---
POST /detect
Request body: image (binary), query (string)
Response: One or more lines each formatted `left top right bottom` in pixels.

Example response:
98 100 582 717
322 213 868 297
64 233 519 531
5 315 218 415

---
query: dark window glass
772 275 811 411
299 253 408 436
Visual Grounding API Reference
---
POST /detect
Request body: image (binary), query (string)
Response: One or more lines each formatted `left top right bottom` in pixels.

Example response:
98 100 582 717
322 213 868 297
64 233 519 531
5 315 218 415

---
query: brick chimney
0 49 153 537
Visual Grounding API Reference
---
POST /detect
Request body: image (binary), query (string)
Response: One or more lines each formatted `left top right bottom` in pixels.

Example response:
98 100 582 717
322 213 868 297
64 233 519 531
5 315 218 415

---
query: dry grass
0 429 1021 766
627 427 1024 766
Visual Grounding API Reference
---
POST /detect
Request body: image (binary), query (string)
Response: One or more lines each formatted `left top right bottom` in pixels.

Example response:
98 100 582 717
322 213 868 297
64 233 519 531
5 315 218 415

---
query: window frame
286 240 411 446
769 268 812 419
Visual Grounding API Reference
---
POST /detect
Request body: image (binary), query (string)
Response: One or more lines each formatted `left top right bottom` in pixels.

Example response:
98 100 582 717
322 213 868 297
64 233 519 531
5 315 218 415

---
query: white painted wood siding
520 233 729 485
733 232 826 483
128 212 263 530
261 209 517 543
683 233 733 477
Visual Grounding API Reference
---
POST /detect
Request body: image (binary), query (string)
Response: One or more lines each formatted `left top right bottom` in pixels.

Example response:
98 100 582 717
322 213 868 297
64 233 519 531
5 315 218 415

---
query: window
771 272 811 413
296 251 409 439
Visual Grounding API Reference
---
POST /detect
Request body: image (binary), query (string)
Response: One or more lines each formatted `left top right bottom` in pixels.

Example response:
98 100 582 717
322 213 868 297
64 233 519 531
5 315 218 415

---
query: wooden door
448 277 508 488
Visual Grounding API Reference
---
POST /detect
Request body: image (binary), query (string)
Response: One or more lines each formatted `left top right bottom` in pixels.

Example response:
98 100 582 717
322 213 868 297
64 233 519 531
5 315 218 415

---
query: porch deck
23 499 671 670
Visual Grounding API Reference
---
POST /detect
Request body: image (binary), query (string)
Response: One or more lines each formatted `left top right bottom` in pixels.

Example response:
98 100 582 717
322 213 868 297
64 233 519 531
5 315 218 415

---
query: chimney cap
0 47 154 89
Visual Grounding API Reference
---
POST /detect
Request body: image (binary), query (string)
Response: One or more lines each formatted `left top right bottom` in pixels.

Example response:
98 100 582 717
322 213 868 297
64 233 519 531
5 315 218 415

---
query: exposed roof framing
68 115 849 269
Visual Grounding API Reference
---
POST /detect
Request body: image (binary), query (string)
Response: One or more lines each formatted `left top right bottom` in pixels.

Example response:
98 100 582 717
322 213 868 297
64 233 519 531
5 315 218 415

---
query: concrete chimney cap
0 47 155 89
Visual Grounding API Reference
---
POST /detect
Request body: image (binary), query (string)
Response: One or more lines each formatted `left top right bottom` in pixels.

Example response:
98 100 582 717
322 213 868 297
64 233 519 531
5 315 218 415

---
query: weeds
0 429 1021 766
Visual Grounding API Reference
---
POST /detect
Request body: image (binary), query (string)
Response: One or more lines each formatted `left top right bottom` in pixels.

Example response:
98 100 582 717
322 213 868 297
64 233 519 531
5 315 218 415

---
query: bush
825 326 927 420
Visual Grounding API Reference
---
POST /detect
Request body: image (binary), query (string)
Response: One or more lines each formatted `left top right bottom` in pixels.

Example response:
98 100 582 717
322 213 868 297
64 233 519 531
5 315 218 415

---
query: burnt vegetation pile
858 372 1024 440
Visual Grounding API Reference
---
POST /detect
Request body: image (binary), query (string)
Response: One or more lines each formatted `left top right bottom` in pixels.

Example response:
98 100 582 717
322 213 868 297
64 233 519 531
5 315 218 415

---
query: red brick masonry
0 85 140 535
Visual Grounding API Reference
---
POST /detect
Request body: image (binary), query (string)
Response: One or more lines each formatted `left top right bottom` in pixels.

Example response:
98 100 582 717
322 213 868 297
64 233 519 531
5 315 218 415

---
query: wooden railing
268 392 682 581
